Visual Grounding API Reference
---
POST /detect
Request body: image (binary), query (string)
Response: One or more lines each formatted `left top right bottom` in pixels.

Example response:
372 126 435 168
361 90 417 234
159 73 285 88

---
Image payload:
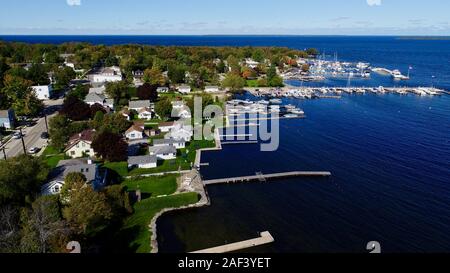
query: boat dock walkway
190 231 275 254
203 171 332 185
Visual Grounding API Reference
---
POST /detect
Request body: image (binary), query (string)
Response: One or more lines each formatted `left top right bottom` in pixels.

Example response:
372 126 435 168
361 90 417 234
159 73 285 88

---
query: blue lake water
3 35 449 252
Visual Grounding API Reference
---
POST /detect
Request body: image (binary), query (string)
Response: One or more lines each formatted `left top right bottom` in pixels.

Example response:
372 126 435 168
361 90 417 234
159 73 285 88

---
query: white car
28 147 41 154
12 132 23 139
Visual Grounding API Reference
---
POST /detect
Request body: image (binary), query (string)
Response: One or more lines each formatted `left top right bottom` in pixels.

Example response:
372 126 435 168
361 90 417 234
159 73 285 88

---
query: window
71 151 75 155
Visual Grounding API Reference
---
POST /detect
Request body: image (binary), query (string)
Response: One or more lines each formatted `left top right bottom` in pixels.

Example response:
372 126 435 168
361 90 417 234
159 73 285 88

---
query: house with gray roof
41 158 107 196
84 92 114 110
127 155 158 169
149 145 177 160
129 100 154 112
153 138 186 149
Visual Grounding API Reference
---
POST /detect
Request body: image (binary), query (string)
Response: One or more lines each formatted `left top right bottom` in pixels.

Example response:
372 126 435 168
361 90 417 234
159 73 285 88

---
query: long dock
190 231 275 254
203 171 331 185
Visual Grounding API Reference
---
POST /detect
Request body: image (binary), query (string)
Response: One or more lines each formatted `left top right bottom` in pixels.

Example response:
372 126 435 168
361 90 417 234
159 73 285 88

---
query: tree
143 67 166 86
226 55 241 75
0 155 49 206
49 114 71 151
90 104 107 118
0 205 20 253
105 81 130 106
301 63 310 73
68 84 89 100
20 195 70 253
306 48 319 57
252 49 265 63
155 97 173 119
256 78 269 87
61 96 91 121
1 75 44 117
27 64 50 86
60 173 87 204
221 73 245 91
168 64 186 84
100 113 131 134
92 131 127 162
105 185 132 217
0 57 10 89
92 111 105 130
54 66 76 90
137 83 158 102
62 181 112 235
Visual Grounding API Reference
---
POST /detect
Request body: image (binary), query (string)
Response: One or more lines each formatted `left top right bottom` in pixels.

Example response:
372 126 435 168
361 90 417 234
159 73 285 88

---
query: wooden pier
203 171 331 185
190 231 275 254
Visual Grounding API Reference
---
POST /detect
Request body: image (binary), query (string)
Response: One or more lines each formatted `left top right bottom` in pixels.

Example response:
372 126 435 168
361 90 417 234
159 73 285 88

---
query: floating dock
203 171 331 185
190 231 275 254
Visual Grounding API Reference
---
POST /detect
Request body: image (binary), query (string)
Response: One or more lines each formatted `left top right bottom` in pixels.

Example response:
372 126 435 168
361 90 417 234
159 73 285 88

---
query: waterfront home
159 121 175 133
84 92 114 110
244 58 260 69
32 84 53 100
138 108 154 120
172 101 185 109
153 138 186 149
0 109 15 129
157 87 169 93
41 158 106 196
165 124 193 142
65 129 96 158
91 66 123 83
127 155 157 169
177 85 191 94
172 106 192 119
129 100 154 112
204 86 220 93
125 125 145 140
149 145 177 160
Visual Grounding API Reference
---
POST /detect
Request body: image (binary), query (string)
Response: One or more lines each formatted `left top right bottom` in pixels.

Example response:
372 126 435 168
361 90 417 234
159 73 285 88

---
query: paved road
2 99 63 159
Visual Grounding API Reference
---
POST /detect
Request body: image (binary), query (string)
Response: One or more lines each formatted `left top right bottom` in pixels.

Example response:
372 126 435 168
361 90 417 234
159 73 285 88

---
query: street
1 99 63 159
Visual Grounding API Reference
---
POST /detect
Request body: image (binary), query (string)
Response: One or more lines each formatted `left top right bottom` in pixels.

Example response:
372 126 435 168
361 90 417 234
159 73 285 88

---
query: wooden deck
203 171 331 185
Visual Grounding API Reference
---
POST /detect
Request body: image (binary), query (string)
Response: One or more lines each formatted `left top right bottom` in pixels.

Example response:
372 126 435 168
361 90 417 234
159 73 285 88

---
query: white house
149 145 177 160
128 155 157 169
245 58 260 69
159 122 175 133
153 138 186 149
65 129 96 158
92 66 122 83
165 124 193 142
177 85 191 94
121 109 131 121
204 86 220 93
171 101 185 109
89 86 106 94
138 108 154 120
125 125 145 140
172 107 192 119
0 109 15 129
32 85 53 100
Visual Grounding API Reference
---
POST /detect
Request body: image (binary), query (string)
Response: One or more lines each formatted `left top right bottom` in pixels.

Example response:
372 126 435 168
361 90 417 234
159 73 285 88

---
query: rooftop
128 155 157 165
149 145 177 155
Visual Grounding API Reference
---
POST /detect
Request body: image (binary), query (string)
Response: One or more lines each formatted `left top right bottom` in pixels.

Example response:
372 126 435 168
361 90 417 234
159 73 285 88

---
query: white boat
284 114 298 118
392 69 409 80
269 99 282 104
291 109 305 115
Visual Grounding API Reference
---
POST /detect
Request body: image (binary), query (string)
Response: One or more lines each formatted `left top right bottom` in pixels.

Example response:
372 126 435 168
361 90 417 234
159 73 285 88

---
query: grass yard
128 157 191 176
103 161 129 178
41 145 66 168
122 175 178 197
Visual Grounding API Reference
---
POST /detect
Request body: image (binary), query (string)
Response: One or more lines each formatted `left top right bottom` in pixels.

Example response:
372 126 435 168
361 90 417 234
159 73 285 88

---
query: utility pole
1 146 6 160
19 127 27 155
44 114 49 133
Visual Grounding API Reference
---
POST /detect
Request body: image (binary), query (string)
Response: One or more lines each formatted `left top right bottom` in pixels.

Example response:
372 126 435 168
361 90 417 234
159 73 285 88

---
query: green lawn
103 161 129 178
122 175 178 197
42 146 66 168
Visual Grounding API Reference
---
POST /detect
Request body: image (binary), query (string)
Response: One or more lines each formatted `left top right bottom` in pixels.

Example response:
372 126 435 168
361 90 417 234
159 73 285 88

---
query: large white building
32 85 53 100
92 66 123 83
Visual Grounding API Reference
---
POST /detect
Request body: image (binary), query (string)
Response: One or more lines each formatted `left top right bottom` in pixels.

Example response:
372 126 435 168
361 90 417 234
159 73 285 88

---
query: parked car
41 132 50 139
12 132 23 139
28 147 41 154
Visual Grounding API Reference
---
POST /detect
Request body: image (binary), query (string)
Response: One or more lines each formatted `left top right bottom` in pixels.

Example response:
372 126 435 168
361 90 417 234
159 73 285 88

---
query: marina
249 86 446 99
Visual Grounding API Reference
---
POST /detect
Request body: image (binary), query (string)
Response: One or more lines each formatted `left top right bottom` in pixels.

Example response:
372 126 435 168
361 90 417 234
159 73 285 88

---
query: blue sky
1 0 449 35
